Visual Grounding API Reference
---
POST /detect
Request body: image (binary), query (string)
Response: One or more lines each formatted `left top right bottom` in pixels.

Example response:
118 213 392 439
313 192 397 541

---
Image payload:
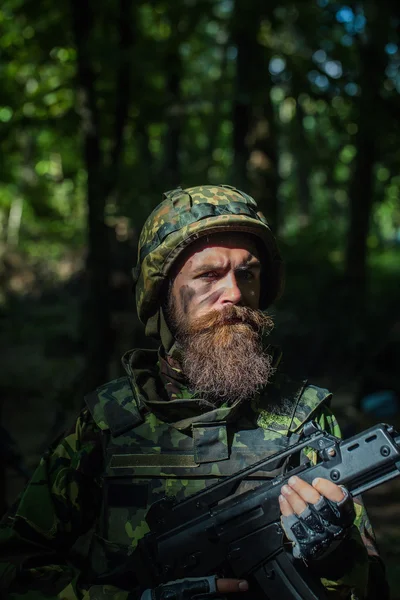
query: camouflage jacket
0 348 388 600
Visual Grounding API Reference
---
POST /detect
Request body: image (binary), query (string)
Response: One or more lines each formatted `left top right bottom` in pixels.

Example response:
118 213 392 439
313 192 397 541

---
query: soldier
0 186 389 599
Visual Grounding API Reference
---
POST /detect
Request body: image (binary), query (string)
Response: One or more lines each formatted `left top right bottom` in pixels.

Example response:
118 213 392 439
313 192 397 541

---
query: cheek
197 289 223 307
244 282 261 306
178 285 196 314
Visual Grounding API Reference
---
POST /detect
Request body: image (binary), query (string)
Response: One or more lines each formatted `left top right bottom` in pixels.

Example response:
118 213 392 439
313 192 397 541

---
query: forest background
0 0 400 593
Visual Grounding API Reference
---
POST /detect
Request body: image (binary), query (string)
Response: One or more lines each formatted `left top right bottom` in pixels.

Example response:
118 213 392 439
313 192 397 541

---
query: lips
223 316 244 324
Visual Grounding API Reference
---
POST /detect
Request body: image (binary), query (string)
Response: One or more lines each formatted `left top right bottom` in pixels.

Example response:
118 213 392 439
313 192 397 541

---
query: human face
170 232 261 323
166 233 274 406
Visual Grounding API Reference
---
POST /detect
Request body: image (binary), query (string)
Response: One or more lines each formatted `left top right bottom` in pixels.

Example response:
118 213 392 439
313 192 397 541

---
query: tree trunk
344 3 388 296
206 41 229 162
231 0 279 230
248 93 279 232
71 0 134 392
7 133 36 247
164 47 182 189
106 0 134 196
345 120 376 288
6 196 23 247
294 101 311 227
0 401 6 516
231 3 254 191
71 0 112 393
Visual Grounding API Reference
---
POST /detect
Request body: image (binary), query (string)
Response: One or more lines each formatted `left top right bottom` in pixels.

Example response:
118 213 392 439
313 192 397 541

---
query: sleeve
305 406 390 599
0 409 134 600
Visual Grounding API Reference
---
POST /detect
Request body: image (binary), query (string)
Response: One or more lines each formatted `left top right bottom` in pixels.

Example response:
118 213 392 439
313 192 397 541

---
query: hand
216 579 249 593
141 576 249 600
279 475 355 560
280 475 345 515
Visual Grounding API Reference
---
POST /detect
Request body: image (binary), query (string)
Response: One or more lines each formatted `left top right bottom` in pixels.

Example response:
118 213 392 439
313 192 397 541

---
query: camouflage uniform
0 186 388 599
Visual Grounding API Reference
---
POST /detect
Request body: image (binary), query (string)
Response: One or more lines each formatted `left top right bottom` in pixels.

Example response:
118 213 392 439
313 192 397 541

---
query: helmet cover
132 185 284 336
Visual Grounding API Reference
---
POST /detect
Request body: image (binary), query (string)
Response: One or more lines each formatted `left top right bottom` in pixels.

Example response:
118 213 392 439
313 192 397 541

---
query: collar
122 344 283 432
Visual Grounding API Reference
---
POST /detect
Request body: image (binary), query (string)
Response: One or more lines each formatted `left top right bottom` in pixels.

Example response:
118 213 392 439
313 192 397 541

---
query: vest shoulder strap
85 376 144 437
289 382 332 433
256 372 332 437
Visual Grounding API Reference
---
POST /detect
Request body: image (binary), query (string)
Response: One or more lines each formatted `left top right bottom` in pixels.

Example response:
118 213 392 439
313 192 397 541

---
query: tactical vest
84 373 331 587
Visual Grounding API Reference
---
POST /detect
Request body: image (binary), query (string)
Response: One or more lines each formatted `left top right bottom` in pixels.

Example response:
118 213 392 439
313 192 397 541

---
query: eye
237 270 255 281
199 271 218 280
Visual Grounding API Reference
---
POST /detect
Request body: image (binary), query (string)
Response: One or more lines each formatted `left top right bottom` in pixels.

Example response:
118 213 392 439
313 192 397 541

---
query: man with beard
0 185 388 599
166 233 276 407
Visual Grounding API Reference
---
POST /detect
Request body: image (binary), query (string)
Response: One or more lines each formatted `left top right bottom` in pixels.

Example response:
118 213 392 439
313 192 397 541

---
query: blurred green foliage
0 0 398 358
0 0 398 404
0 0 398 256
0 0 399 584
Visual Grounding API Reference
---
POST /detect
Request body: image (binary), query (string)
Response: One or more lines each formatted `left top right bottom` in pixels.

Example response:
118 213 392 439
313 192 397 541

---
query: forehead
173 232 260 273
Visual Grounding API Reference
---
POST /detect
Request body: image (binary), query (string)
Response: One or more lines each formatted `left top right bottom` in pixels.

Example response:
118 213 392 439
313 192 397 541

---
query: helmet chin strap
144 308 160 340
159 307 175 353
145 306 183 361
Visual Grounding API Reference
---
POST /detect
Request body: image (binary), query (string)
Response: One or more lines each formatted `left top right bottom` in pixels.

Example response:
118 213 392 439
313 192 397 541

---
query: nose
220 272 242 305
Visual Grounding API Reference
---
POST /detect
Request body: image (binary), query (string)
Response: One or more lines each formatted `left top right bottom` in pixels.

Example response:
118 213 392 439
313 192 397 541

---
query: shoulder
1 408 103 542
291 380 343 437
291 382 333 430
85 376 144 436
42 408 103 476
254 370 334 438
312 404 342 438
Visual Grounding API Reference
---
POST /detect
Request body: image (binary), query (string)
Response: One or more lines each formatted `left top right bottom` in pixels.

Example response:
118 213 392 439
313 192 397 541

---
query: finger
279 493 294 517
312 477 345 503
280 484 308 515
286 476 321 504
216 579 249 593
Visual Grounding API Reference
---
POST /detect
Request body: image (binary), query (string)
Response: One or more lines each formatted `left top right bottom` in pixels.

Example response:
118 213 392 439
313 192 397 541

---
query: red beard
174 305 275 406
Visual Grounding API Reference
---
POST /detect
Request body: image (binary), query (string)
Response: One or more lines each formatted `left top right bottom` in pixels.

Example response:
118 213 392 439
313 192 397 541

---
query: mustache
179 305 274 336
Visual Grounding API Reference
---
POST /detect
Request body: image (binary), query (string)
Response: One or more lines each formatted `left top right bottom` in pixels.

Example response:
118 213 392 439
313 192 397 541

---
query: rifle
132 422 400 599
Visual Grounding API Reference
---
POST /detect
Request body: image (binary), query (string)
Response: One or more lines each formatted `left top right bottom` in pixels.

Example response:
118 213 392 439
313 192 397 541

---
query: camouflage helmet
132 185 284 330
